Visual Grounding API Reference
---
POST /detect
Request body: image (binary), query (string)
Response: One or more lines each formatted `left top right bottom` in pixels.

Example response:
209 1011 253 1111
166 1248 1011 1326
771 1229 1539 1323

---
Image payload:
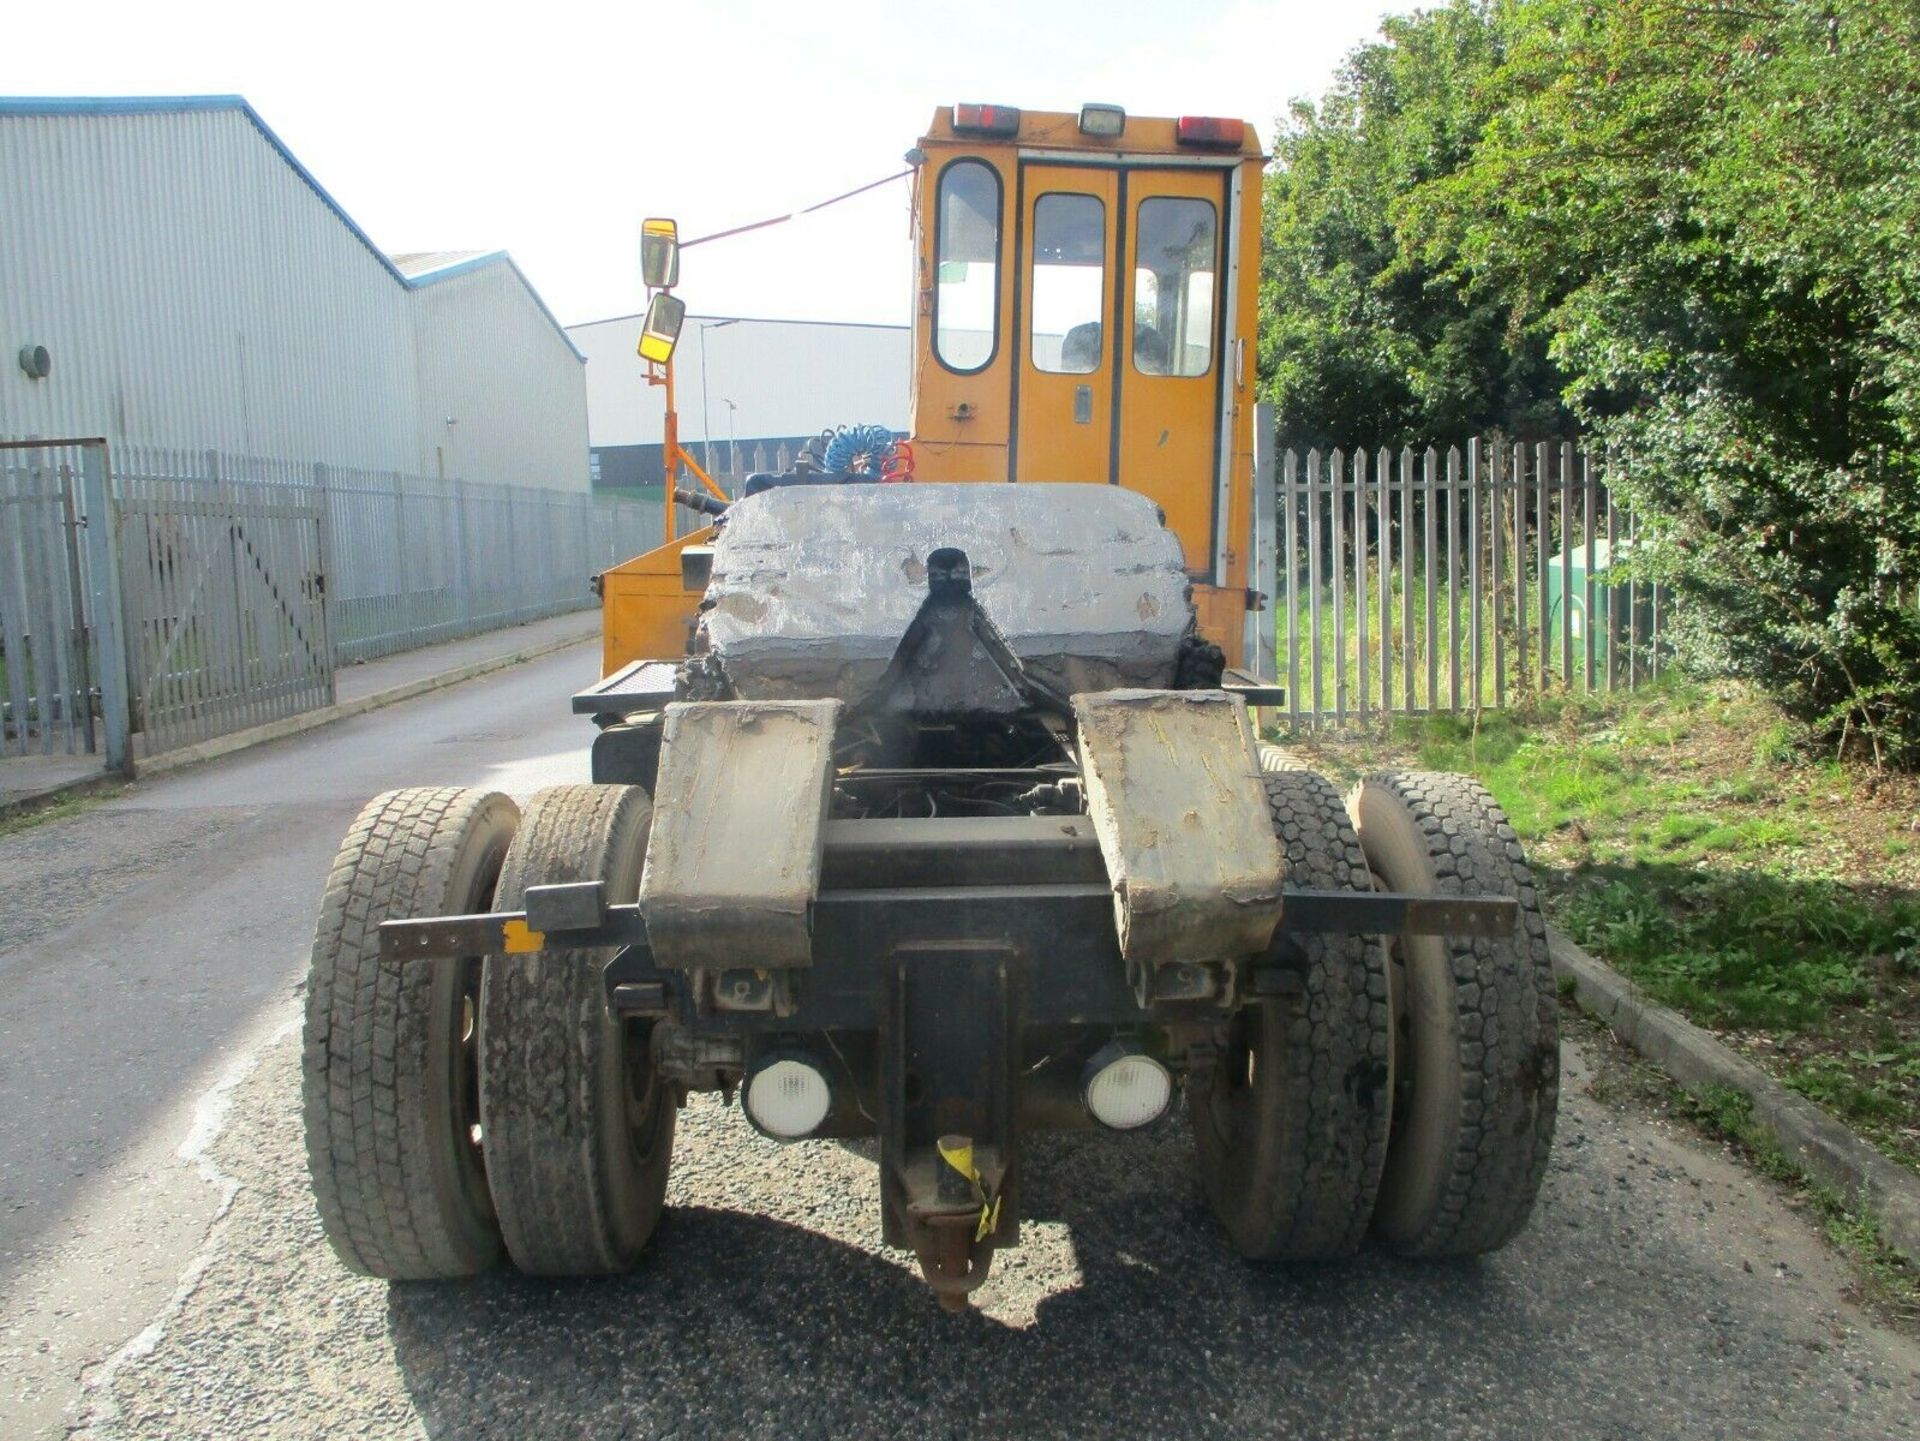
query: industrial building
567 312 908 497
0 96 589 490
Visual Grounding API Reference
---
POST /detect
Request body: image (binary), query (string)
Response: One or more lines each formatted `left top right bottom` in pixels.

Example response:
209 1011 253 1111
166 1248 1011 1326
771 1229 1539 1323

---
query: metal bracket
524 880 607 933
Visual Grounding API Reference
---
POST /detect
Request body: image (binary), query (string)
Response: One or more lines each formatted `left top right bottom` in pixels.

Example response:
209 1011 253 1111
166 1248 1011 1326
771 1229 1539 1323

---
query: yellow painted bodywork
599 527 713 676
600 106 1265 677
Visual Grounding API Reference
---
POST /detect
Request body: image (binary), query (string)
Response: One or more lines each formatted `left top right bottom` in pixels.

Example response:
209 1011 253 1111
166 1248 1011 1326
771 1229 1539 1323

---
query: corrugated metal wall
569 314 909 451
0 104 588 490
411 263 590 491
0 108 418 466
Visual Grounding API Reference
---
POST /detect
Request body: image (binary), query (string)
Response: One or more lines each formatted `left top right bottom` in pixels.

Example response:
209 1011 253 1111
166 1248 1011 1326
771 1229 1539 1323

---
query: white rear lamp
1082 1042 1172 1130
744 1058 832 1140
1078 103 1126 139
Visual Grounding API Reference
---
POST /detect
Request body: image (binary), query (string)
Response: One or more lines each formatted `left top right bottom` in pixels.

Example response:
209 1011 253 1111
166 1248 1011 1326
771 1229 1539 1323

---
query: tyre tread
1356 770 1558 1257
303 786 513 1279
1194 769 1391 1259
480 783 671 1276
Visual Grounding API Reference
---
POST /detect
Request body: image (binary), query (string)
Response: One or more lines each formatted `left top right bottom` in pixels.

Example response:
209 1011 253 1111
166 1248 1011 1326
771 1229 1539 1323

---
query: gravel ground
72 1021 1920 1441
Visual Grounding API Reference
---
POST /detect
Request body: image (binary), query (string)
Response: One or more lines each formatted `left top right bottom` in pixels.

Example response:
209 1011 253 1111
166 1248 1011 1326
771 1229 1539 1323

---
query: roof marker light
1078 103 1126 139
953 103 1021 138
1176 115 1246 149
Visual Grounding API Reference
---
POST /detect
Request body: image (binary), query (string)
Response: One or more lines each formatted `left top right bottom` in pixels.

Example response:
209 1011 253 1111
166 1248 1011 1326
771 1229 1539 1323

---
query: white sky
4 0 1398 329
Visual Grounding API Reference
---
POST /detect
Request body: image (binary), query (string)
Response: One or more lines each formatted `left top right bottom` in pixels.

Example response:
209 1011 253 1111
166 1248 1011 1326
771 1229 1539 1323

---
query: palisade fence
7 428 1671 771
0 440 102 759
1 438 663 769
1265 434 1668 728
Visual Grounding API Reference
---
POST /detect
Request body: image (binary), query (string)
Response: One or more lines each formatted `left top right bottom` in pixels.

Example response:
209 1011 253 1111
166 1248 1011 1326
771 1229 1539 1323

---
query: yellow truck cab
906 105 1265 667
598 104 1267 675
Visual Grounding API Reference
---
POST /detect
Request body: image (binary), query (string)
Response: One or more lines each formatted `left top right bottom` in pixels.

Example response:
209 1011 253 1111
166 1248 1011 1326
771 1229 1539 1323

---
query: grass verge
1275 678 1920 1177
0 786 121 839
1572 1008 1920 1330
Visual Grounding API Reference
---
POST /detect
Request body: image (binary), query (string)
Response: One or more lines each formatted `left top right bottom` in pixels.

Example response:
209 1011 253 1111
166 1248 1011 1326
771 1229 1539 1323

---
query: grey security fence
1261 430 1667 728
0 440 101 757
3 439 663 771
315 464 661 663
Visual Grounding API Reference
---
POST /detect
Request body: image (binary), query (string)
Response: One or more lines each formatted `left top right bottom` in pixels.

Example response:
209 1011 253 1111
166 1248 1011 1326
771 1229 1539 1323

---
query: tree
1260 1 1571 449
1410 0 1920 759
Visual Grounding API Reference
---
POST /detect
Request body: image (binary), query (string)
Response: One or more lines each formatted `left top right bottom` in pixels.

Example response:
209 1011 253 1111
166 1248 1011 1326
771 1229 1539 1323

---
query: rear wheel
1348 772 1558 1257
302 786 519 1279
479 784 675 1275
1256 741 1308 774
1192 769 1391 1259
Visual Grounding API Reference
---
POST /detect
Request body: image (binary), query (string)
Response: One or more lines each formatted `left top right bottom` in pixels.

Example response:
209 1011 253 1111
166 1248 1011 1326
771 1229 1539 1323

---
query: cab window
1030 193 1106 375
934 161 1000 373
1132 197 1217 377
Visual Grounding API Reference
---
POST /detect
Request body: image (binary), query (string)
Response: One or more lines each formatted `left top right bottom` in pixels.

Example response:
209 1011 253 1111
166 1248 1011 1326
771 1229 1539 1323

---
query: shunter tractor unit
302 105 1559 1309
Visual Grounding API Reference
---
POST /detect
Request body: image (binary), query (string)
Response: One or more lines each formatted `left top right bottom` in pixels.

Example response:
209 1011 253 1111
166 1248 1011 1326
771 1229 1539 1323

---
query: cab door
1012 167 1118 485
1116 169 1228 578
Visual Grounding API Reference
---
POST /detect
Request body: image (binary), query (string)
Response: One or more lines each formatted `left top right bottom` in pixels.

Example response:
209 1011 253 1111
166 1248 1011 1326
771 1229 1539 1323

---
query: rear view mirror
641 217 680 290
638 292 686 364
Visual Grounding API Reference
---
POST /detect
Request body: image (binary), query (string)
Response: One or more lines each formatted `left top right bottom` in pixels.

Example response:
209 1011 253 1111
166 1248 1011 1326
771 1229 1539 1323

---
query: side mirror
641 217 680 290
638 292 686 364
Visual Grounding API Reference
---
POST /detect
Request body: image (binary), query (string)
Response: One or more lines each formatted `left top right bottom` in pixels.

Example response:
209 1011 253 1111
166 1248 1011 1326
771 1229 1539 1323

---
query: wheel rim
1203 1005 1260 1152
441 842 508 1229
622 1018 669 1166
449 961 489 1200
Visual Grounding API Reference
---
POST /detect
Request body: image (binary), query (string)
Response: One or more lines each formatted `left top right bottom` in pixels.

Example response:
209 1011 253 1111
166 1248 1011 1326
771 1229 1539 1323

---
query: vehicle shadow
385 1123 1553 1441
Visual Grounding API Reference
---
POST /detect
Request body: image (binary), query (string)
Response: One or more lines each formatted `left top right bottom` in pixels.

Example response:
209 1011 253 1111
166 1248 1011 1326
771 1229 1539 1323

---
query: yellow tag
976 1195 1001 1243
501 918 546 954
937 1137 978 1183
936 1138 1000 1242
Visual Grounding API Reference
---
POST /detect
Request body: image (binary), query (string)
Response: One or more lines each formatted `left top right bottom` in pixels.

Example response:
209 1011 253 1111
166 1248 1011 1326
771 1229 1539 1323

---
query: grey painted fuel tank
699 483 1192 702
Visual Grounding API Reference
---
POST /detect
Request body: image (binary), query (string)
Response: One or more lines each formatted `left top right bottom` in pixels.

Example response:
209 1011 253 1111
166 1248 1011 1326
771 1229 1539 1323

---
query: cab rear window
1132 197 1217 377
934 161 1001 373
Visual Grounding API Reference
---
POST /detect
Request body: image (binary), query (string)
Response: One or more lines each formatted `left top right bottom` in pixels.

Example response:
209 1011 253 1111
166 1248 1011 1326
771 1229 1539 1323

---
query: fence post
1330 447 1346 725
313 462 338 702
1284 448 1300 729
79 443 132 774
1248 404 1278 685
1353 447 1369 722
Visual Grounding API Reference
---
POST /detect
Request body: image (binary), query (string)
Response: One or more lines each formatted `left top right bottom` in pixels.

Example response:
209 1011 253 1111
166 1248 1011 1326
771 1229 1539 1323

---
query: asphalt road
3 645 1918 1439
0 645 592 1439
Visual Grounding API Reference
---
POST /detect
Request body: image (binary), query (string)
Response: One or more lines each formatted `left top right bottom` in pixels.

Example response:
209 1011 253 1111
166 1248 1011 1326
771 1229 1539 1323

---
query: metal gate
0 441 97 757
116 455 333 754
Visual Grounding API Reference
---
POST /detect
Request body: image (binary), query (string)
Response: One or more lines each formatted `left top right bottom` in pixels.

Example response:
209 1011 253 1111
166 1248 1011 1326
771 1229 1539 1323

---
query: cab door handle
1073 385 1093 424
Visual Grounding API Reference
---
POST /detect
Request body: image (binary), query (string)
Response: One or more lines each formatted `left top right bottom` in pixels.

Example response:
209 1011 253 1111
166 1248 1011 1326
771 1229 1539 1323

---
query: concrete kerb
132 626 600 779
0 624 599 823
1550 928 1920 1263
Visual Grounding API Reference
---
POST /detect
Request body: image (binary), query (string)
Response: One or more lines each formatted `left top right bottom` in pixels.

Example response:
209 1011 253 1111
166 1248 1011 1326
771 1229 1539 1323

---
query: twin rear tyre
1191 770 1391 1260
479 784 676 1275
303 787 518 1280
1195 766 1558 1263
302 783 675 1283
1349 772 1559 1257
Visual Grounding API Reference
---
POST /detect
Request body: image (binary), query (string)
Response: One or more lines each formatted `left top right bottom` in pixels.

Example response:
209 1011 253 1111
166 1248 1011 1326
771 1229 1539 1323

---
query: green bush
1267 1 1920 760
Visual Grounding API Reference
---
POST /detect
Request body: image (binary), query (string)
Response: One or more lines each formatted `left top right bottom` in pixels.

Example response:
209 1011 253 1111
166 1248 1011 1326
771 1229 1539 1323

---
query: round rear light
743 1058 832 1140
1082 1042 1172 1130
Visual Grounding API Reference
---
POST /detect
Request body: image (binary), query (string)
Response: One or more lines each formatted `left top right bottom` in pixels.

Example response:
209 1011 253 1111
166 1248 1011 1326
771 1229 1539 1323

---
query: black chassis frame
381 805 1516 1303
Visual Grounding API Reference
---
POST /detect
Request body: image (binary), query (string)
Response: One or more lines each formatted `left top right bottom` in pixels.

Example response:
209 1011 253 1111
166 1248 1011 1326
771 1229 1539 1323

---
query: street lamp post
722 398 739 489
696 318 738 485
